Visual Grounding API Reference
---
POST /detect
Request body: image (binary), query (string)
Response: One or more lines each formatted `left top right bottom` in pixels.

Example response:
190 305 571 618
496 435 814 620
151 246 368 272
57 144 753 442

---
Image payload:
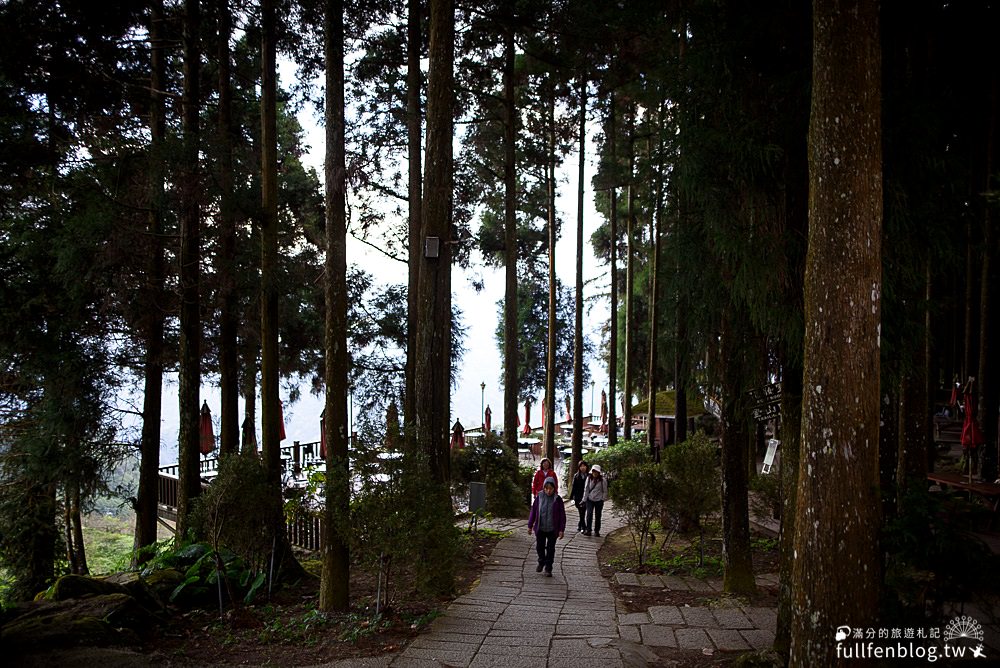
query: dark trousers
585 499 604 534
575 501 586 531
535 530 557 571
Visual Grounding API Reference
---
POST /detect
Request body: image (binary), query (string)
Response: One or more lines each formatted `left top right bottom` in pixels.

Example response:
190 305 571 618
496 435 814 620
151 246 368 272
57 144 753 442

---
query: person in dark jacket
570 460 589 533
527 478 566 576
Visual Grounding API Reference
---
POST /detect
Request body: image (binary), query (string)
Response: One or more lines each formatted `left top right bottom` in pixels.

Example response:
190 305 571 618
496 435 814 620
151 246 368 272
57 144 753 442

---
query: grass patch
82 513 136 575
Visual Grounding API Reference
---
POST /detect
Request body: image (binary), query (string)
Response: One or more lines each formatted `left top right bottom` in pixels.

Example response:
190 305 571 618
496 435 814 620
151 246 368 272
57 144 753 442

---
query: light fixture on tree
424 236 440 258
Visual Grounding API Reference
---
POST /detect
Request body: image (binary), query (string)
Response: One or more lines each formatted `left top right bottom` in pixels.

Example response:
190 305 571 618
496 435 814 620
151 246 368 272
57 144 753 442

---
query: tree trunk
964 219 976 381
502 24 519 455
977 72 998 482
176 0 202 543
415 0 454 486
774 352 802 660
719 309 755 596
260 0 280 486
259 0 300 579
647 109 664 460
404 0 422 442
412 0 455 595
623 109 635 441
66 481 88 575
673 20 688 446
608 95 619 449
898 268 929 501
790 0 882 662
217 0 239 458
241 344 258 453
571 78 586 473
544 88 557 464
319 0 350 612
134 0 166 564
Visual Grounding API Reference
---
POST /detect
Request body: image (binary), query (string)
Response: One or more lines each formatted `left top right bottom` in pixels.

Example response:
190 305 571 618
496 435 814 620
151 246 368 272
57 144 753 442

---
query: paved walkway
388 507 626 668
318 500 778 667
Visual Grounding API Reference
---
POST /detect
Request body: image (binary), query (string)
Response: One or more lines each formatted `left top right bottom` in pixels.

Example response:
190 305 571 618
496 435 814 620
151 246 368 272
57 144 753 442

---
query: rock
142 568 186 602
103 572 166 614
2 594 148 654
45 574 131 601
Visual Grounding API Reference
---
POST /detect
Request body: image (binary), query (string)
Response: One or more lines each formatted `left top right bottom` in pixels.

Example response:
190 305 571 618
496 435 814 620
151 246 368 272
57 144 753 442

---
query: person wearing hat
583 464 609 537
527 477 566 576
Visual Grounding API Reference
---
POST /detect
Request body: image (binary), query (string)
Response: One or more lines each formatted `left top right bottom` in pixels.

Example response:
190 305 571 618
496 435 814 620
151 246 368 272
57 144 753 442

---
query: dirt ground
136 529 505 666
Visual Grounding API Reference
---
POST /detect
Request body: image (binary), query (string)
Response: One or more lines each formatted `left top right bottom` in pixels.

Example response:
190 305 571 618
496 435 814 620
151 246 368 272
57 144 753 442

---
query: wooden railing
157 440 326 549
286 514 324 551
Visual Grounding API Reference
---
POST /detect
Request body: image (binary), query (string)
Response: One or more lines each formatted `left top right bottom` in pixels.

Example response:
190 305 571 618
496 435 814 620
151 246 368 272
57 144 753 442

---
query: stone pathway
388 505 626 667
317 500 779 667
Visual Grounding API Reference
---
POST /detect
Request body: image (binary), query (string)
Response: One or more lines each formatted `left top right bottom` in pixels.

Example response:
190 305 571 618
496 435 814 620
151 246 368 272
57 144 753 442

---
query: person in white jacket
583 464 609 537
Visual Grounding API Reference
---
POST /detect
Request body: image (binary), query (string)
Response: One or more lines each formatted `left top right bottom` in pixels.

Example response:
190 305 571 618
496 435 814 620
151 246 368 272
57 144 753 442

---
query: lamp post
480 381 486 429
590 378 594 422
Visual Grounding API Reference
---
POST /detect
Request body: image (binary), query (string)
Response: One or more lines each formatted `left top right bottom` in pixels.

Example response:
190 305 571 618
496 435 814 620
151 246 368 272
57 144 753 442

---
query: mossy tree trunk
790 0 882 661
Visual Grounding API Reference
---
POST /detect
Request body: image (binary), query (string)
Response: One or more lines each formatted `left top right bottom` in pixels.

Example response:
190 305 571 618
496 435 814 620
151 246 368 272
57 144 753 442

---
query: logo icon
944 615 984 643
835 626 851 642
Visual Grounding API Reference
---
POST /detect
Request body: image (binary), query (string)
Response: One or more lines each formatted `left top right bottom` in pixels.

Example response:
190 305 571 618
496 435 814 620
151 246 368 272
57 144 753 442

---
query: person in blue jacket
527 477 566 576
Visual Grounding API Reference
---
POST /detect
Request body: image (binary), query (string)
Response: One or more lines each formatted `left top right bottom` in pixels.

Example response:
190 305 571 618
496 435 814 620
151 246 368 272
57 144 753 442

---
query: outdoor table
927 470 1000 530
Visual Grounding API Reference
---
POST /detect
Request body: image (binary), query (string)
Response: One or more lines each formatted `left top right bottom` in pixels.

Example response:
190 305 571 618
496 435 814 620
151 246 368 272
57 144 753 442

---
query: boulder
103 572 166 614
2 593 147 654
142 568 185 602
44 574 131 601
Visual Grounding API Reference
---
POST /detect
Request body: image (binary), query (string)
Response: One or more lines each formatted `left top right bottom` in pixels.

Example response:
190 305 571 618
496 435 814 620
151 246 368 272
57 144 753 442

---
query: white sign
762 439 779 474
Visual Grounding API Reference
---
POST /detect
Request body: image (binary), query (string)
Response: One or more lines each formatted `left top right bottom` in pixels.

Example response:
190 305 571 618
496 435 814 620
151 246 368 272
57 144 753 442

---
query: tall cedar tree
502 22 519 455
607 94 619 448
320 0 350 613
404 0 422 439
217 0 239 457
571 79 587 472
790 0 882 662
134 0 168 562
176 0 203 542
412 0 456 595
415 0 454 485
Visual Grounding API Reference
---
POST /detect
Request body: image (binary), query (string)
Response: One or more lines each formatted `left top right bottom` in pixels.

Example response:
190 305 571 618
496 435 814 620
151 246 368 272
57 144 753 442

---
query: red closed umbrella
450 420 466 450
600 390 608 434
565 395 572 422
961 392 984 451
199 401 215 455
320 409 327 459
522 401 531 435
484 405 492 433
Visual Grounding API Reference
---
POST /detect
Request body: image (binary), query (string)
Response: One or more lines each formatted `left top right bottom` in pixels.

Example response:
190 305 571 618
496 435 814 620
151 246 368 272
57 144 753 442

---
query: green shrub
609 463 671 565
450 434 527 517
344 446 462 601
588 438 651 480
749 469 782 520
191 453 281 575
661 432 721 532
